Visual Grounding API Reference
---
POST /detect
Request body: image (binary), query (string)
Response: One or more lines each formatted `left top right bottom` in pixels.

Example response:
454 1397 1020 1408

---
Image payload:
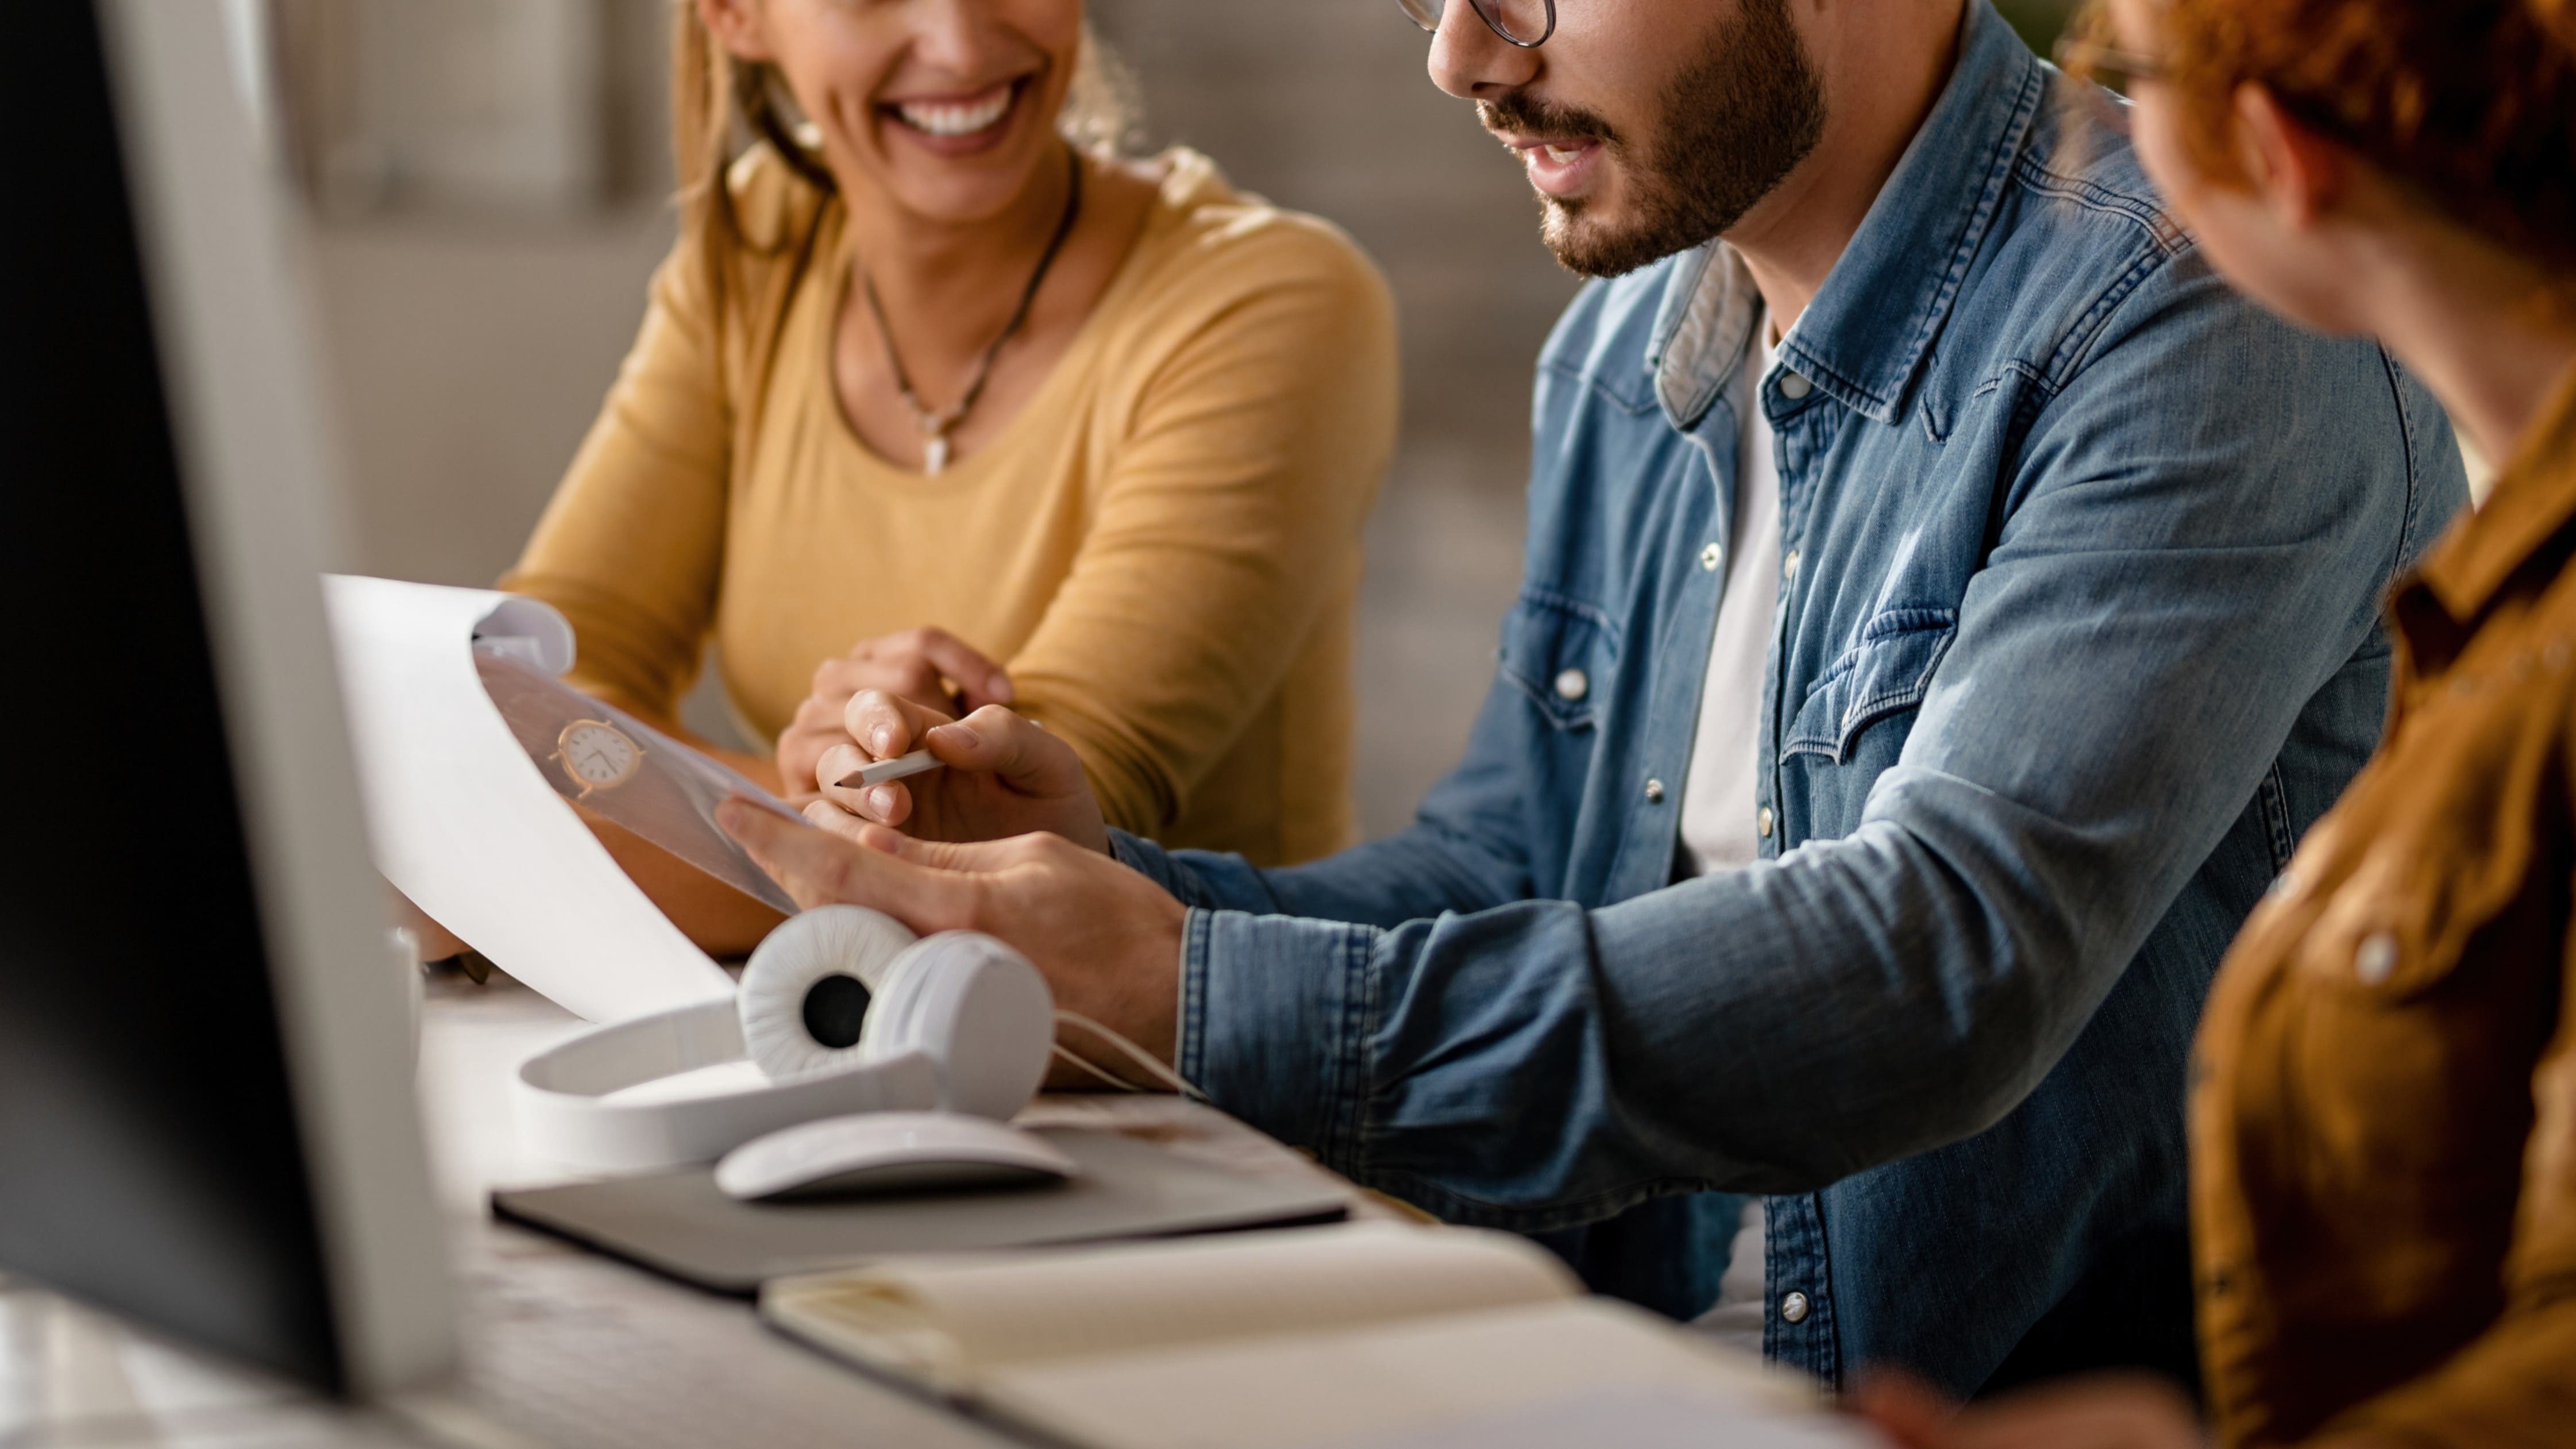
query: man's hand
717 799 1182 1082
776 628 1015 800
813 692 1110 853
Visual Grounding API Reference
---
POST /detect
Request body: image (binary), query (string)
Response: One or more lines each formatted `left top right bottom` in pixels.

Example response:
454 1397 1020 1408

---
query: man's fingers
923 705 1085 795
719 797 971 925
801 799 871 846
875 831 1034 873
800 803 936 857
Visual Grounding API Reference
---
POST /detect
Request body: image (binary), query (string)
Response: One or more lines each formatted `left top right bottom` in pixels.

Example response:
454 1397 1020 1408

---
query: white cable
1051 1044 1144 1093
1053 1009 1206 1101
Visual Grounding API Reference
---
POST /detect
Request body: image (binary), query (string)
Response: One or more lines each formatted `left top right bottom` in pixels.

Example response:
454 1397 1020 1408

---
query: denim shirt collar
1652 0 2045 430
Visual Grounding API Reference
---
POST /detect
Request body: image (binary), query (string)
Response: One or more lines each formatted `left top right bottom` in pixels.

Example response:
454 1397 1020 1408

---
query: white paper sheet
323 575 736 1022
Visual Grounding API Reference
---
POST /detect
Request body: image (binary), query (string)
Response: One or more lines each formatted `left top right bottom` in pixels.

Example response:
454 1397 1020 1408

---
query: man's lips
1494 131 1606 198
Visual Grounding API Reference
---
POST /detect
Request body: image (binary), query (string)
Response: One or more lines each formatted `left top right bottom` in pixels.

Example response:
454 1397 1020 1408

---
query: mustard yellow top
503 147 1398 865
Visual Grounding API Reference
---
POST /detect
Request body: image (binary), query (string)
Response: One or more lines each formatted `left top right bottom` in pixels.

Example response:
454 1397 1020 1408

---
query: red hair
2118 0 2576 272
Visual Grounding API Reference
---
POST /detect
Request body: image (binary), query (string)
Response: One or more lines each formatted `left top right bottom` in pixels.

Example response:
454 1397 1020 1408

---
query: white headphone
515 907 1054 1171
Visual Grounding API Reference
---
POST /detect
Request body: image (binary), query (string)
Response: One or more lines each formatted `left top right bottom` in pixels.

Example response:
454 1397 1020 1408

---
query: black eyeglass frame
1397 0 1558 49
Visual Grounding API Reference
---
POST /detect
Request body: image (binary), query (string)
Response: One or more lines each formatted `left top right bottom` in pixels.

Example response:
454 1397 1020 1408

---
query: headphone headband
514 997 941 1171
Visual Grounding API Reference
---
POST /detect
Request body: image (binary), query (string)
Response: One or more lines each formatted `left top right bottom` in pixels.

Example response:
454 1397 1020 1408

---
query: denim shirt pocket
1782 608 1960 765
1498 589 1623 731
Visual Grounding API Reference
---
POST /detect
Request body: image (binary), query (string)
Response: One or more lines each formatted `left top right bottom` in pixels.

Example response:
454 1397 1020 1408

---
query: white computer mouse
714 1111 1077 1202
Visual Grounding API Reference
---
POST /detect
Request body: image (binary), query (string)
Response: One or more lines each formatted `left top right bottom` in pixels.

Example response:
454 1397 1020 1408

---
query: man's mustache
1477 93 1621 149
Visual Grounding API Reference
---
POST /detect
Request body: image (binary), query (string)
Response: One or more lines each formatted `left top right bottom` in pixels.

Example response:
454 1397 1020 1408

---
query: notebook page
985 1297 1861 1449
768 1224 1574 1385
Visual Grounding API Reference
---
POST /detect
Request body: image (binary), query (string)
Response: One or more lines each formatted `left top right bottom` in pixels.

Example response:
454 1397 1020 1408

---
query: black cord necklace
859 146 1085 476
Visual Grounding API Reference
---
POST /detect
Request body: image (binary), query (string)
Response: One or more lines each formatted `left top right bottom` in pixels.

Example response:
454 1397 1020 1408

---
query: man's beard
1482 0 1827 278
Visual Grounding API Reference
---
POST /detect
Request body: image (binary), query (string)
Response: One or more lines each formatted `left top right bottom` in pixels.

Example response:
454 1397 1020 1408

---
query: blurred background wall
277 0 2083 839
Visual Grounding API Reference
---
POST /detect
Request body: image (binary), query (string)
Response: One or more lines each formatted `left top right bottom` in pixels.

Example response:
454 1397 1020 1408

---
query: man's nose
1427 3 1541 99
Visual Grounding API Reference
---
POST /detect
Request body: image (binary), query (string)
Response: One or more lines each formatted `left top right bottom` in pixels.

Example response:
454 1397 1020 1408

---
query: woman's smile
880 78 1029 156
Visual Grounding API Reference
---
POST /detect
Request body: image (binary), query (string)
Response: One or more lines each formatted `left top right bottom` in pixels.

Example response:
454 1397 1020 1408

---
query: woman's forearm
579 808 785 960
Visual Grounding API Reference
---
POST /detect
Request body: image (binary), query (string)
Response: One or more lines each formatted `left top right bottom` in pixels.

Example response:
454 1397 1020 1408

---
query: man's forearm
1178 799 2131 1228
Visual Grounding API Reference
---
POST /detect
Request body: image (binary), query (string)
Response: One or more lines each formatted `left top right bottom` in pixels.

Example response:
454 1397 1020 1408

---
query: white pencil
836 749 944 790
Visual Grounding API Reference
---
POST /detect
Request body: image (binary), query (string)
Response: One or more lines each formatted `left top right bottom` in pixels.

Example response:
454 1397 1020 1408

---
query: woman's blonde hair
670 1 1142 306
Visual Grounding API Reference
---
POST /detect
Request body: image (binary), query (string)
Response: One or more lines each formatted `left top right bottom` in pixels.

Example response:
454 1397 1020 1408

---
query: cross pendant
923 432 950 477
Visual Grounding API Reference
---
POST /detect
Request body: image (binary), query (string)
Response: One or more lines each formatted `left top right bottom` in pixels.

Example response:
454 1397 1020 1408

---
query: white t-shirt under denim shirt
1682 309 1791 1352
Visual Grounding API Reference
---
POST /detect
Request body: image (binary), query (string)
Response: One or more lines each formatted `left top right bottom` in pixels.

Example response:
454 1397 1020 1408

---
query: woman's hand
387 883 471 961
776 628 1015 800
811 691 1110 853
1853 1372 2208 1449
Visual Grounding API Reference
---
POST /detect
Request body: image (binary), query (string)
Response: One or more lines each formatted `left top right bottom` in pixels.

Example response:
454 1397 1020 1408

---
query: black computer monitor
0 0 450 1396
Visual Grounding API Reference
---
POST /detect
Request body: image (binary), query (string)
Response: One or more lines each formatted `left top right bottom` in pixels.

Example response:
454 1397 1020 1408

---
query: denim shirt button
1758 806 1775 838
1644 778 1667 804
1779 372 1813 400
1783 549 1802 580
1699 542 1723 572
1553 668 1589 702
1779 1291 1811 1324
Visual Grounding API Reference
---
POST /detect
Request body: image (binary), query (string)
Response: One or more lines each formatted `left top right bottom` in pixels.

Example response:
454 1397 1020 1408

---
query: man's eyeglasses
1397 0 1557 49
2053 37 2168 98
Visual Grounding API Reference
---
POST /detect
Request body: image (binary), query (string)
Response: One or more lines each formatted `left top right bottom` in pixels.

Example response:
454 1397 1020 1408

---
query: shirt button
1779 372 1813 400
1644 778 1667 804
1779 1291 1811 1324
1783 550 1802 580
1757 806 1775 838
1700 542 1723 572
1553 668 1589 702
2355 931 2398 985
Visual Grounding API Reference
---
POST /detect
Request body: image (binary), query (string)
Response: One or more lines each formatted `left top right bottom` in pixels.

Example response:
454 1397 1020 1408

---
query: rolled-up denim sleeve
1171 269 2463 1228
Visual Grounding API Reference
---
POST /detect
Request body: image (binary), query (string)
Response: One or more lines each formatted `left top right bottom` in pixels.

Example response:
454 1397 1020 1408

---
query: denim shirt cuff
1177 908 1379 1167
1107 827 1190 900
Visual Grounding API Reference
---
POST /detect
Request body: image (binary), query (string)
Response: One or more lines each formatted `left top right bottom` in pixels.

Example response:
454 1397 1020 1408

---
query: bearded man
720 0 2468 1398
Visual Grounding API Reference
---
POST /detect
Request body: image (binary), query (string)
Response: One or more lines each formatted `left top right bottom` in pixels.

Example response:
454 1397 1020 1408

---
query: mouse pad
491 1126 1353 1295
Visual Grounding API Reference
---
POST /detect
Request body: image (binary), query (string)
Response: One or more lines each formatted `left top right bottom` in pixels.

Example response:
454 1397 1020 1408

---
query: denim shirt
1111 1 2465 1394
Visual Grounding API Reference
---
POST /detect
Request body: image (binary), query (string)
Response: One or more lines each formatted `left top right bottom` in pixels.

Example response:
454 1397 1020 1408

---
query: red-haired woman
1861 1 2576 1446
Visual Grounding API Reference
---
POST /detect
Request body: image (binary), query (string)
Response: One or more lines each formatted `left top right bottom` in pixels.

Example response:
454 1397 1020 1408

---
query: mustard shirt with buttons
503 147 1398 865
2192 364 2576 1447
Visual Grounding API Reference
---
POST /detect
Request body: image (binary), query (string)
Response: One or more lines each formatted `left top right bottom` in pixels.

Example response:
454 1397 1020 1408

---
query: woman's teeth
897 87 1015 138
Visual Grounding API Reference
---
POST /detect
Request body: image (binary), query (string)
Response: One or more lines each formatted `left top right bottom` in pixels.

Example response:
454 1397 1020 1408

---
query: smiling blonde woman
499 0 1398 950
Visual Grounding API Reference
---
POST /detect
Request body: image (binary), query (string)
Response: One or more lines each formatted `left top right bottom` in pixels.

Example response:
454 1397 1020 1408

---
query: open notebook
762 1224 1879 1449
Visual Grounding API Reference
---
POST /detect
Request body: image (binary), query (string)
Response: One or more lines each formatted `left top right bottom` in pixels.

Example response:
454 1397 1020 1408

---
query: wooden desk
1 974 1379 1448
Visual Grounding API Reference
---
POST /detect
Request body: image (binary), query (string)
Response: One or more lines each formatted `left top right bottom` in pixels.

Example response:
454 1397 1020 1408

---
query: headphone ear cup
858 933 1054 1119
738 906 917 1082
